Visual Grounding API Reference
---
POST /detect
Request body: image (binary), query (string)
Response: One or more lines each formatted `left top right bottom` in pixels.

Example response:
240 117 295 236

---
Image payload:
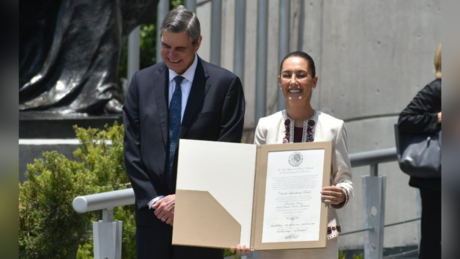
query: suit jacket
254 110 353 240
123 57 245 225
398 78 441 191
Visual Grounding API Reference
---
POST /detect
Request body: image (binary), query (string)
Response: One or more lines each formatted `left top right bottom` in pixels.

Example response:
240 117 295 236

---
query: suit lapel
179 58 210 138
152 64 170 148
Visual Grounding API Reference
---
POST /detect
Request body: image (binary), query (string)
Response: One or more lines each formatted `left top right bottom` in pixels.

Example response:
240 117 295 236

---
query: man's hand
152 194 175 226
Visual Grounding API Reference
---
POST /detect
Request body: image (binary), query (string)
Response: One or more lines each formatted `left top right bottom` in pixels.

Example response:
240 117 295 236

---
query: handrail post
370 163 379 176
362 164 386 259
93 208 123 259
103 207 114 222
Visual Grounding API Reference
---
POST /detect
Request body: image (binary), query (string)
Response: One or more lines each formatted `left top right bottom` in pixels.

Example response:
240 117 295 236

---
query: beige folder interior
173 190 241 248
173 139 257 248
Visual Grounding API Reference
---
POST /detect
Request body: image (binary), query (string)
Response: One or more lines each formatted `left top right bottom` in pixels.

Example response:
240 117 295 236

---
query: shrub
19 151 95 258
339 250 347 259
19 123 136 258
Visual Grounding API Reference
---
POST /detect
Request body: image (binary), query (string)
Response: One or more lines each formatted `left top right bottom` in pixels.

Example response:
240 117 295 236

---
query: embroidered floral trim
282 110 317 143
327 225 342 239
327 232 339 240
327 225 342 235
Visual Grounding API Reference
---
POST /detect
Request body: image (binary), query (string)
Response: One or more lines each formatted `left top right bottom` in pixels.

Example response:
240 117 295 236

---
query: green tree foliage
170 0 185 8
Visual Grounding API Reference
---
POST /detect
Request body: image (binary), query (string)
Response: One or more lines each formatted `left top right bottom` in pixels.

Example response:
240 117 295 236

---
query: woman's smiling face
279 56 318 103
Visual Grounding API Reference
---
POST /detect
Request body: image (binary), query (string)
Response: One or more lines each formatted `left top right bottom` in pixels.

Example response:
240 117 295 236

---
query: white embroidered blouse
254 110 354 240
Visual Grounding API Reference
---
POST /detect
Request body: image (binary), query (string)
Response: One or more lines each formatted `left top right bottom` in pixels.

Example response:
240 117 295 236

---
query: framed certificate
251 143 331 250
173 140 332 250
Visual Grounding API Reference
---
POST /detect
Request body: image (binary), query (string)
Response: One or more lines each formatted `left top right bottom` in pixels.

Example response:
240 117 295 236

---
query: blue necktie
167 76 184 190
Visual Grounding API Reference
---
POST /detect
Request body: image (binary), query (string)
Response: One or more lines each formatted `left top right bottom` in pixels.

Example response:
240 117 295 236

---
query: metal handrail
339 217 421 237
72 148 398 212
72 147 419 259
384 218 420 228
73 188 134 213
383 249 419 258
339 226 374 236
349 147 397 167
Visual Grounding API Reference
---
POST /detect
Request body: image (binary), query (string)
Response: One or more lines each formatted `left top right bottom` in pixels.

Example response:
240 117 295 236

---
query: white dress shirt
167 54 198 122
148 54 199 209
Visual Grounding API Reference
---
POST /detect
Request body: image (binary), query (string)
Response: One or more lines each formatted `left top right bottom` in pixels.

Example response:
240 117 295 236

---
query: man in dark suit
123 5 245 259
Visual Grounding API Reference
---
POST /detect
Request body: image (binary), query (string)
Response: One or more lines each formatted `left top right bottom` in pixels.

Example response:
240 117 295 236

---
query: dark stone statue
19 0 159 115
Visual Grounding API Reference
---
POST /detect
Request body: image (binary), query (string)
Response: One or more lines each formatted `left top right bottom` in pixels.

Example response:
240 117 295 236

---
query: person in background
233 51 353 258
123 5 245 259
397 44 442 259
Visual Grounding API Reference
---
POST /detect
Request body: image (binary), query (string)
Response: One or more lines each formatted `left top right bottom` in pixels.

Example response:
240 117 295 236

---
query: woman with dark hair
233 51 354 258
397 44 442 259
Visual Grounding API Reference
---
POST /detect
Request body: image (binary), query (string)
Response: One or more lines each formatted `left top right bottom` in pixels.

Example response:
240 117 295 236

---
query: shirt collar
168 54 198 83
